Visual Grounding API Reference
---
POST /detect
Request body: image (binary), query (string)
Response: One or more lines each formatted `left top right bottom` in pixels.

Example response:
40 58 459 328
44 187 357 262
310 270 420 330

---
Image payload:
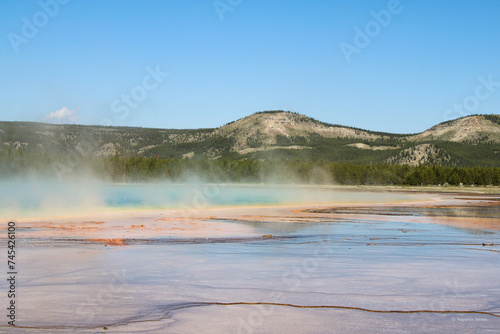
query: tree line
1 149 498 186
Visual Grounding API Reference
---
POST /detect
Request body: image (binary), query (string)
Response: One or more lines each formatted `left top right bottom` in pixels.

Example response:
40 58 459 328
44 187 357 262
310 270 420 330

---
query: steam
0 175 106 219
0 148 382 220
0 169 411 220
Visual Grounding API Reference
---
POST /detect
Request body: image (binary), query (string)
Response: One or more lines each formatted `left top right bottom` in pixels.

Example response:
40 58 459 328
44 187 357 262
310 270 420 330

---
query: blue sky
0 0 499 133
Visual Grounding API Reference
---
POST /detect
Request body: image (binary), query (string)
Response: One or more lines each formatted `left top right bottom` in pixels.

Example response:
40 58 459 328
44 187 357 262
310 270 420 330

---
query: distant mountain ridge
1 111 499 167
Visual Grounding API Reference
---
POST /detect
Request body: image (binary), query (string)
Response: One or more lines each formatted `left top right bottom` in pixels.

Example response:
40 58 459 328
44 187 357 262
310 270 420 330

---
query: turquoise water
0 180 424 217
100 184 418 207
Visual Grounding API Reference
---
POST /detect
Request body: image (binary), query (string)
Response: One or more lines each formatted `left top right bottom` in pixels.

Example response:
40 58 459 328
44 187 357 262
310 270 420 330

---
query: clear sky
1 0 499 134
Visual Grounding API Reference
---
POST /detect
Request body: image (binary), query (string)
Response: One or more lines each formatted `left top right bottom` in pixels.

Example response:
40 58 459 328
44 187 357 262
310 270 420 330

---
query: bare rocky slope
215 111 391 151
408 115 500 143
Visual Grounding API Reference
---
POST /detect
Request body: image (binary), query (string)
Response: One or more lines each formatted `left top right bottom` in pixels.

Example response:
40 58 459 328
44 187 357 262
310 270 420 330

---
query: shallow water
0 186 499 333
310 205 500 219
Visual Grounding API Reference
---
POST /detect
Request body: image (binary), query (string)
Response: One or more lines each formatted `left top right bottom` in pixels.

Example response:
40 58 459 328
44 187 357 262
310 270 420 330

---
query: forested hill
1 111 500 167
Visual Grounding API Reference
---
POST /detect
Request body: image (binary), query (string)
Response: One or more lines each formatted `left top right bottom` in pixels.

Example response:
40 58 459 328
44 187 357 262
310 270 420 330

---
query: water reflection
307 205 500 219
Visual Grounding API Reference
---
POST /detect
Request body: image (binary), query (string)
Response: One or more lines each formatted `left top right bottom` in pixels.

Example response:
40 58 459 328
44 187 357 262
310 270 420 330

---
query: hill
216 111 396 151
1 111 499 167
408 115 500 143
